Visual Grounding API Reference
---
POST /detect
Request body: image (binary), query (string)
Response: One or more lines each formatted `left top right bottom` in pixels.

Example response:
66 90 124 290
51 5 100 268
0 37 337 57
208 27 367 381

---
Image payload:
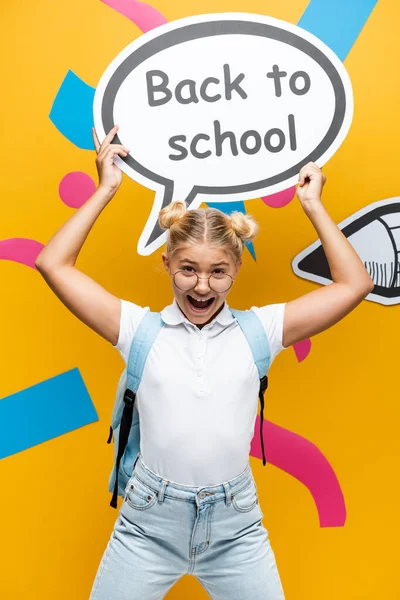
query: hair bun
229 211 259 242
158 200 188 230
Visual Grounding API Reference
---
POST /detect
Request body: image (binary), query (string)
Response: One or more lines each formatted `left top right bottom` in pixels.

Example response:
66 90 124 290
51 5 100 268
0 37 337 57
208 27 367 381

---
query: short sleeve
113 299 149 364
250 303 288 364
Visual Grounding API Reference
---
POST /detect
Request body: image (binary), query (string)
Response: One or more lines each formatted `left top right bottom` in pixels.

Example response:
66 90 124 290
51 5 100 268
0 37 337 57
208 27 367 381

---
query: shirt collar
161 298 234 328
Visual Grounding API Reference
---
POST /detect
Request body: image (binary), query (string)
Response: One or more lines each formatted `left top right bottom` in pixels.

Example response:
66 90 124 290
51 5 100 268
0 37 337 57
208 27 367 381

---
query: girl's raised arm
282 162 374 348
35 125 130 346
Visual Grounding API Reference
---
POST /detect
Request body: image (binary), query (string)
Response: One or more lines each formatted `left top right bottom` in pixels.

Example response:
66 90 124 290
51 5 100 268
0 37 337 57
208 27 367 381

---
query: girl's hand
296 162 326 211
92 124 130 192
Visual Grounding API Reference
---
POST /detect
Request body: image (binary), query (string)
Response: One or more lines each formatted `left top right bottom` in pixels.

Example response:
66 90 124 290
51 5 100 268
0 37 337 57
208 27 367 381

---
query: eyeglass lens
173 271 233 293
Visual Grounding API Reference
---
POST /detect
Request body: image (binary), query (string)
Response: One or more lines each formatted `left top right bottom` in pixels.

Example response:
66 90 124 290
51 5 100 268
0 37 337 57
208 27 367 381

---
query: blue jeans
89 453 285 599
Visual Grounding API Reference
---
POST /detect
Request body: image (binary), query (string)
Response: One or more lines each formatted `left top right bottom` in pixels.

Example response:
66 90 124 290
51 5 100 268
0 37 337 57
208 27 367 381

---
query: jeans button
199 492 205 498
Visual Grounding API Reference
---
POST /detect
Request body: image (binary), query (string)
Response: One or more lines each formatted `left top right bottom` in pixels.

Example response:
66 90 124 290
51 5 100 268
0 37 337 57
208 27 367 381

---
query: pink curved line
101 0 168 32
0 238 44 270
293 338 312 362
251 417 346 527
261 186 296 208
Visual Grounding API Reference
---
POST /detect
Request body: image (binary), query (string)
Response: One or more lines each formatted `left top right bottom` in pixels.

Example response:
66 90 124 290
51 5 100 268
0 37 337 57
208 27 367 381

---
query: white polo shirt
115 298 287 486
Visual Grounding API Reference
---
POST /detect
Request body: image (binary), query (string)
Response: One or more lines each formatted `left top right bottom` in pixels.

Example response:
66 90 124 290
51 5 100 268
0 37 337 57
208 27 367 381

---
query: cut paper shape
0 369 98 460
293 338 312 362
59 172 97 208
292 197 400 306
49 71 95 149
49 0 377 229
93 12 354 255
244 240 256 261
262 186 297 209
260 0 378 212
250 416 346 528
0 238 44 270
101 0 168 32
298 0 379 62
206 200 256 260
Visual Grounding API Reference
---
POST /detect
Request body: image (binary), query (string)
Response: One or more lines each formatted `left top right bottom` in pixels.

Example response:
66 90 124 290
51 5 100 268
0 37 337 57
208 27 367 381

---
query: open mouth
187 295 215 312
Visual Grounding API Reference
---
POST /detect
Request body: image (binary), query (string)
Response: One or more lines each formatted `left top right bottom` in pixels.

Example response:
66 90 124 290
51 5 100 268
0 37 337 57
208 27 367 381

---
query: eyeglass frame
171 270 235 293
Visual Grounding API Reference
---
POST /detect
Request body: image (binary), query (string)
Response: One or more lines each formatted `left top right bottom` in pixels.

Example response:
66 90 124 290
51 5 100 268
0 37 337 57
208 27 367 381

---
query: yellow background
0 0 398 598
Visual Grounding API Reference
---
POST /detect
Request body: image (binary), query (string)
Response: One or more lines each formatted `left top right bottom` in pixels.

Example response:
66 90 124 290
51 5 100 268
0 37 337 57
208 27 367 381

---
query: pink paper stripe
101 0 168 32
251 417 346 527
0 238 44 270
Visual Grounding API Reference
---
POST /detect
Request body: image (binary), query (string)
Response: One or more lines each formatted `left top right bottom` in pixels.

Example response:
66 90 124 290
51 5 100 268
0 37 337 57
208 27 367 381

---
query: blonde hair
158 200 259 263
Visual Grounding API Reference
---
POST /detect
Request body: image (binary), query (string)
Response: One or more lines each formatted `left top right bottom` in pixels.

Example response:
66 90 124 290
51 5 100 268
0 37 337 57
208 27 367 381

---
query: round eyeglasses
172 270 234 293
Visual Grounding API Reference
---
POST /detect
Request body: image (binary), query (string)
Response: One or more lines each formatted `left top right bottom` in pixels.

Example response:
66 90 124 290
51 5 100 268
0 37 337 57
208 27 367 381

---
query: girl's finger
92 127 101 153
99 124 119 154
298 167 310 186
97 144 130 160
304 163 317 173
103 146 129 161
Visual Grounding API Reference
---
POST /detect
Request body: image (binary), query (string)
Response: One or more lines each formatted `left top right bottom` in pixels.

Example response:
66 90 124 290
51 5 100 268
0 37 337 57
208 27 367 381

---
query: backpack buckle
260 375 268 394
124 388 136 406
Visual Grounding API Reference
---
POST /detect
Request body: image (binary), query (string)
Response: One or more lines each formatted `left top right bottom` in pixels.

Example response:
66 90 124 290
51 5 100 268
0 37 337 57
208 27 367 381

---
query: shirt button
197 372 202 377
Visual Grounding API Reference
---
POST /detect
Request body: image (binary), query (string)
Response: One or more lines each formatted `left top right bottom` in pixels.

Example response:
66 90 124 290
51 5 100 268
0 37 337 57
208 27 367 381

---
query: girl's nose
194 277 211 293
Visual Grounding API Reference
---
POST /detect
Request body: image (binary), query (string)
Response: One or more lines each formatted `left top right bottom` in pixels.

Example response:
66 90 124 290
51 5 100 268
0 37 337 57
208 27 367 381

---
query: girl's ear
161 252 170 273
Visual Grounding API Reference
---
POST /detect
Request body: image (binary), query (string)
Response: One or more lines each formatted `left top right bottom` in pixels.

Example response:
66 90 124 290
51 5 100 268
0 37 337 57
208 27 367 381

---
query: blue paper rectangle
0 368 98 459
298 0 378 61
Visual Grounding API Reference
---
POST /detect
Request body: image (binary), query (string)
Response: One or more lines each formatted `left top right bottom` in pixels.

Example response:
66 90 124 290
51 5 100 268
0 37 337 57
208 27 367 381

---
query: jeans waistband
128 453 255 505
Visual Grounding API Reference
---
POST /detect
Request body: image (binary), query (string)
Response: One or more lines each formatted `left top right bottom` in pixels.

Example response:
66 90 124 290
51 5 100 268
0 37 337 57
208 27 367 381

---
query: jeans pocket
231 479 259 513
124 475 158 511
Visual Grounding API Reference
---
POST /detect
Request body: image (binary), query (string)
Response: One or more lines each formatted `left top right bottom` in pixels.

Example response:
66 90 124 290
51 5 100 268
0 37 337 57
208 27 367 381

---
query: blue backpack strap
230 309 271 376
110 310 163 508
126 311 164 392
230 308 271 467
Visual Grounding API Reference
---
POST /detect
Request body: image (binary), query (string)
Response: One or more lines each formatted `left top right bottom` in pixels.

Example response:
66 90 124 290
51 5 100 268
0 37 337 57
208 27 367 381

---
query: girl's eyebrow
179 258 229 267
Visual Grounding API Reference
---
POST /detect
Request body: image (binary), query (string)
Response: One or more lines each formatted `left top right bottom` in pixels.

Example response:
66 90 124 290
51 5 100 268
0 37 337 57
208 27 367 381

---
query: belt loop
158 479 168 503
223 482 232 506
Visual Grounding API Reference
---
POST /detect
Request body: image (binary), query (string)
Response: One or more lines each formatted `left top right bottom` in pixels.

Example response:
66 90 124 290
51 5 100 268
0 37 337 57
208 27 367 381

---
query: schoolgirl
35 125 374 599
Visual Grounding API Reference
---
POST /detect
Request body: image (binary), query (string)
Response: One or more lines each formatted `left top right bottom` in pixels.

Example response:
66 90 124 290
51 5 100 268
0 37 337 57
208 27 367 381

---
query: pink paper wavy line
101 0 168 32
251 417 346 527
0 238 44 270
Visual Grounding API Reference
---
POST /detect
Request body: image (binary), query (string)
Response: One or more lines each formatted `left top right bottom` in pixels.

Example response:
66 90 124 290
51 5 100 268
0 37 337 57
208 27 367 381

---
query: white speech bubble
93 12 353 255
